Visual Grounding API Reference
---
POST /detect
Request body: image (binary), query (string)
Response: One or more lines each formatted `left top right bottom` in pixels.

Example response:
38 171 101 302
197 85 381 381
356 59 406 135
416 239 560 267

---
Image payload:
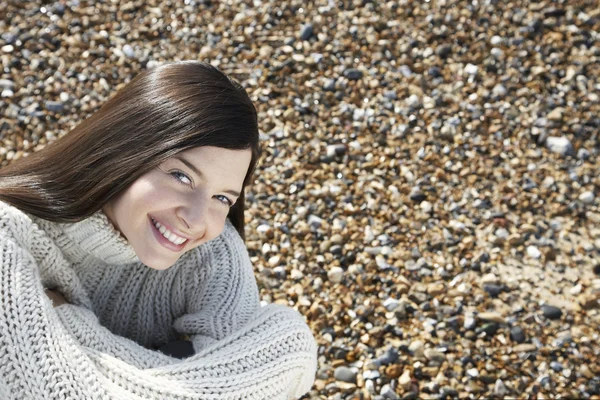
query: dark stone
477 322 499 336
332 347 349 360
460 356 475 366
402 392 419 400
441 387 458 397
510 326 526 343
594 263 600 275
343 68 363 80
446 316 460 330
541 305 562 320
544 7 566 18
588 379 600 395
299 23 314 40
329 245 342 255
376 347 399 365
45 101 64 113
409 187 426 202
483 284 502 297
436 44 452 58
428 66 443 78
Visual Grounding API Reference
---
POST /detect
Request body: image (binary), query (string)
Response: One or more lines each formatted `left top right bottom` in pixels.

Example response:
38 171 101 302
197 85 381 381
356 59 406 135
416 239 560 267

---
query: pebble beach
1 0 599 399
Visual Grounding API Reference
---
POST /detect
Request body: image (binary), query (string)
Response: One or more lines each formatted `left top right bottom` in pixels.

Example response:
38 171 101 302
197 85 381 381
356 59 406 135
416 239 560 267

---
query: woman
0 61 316 399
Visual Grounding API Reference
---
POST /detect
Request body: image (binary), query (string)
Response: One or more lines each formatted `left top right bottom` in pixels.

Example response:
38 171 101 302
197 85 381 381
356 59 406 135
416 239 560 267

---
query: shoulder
0 200 36 232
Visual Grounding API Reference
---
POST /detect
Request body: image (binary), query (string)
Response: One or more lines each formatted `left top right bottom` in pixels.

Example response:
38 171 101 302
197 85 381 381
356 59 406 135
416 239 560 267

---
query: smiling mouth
149 217 188 252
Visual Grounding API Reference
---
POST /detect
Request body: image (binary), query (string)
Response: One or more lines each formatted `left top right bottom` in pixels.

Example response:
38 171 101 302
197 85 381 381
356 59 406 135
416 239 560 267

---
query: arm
172 221 261 352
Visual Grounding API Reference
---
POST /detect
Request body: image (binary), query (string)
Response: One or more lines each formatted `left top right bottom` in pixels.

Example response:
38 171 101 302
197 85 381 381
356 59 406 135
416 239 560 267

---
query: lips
149 216 187 252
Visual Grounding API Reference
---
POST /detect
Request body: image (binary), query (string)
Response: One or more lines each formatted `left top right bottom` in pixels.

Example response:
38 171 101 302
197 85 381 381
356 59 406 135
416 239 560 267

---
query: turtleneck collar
58 209 140 265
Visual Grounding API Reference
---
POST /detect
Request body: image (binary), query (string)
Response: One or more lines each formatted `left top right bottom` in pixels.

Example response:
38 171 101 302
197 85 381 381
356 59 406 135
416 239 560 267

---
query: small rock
490 36 504 45
464 63 479 75
424 348 446 362
326 144 347 157
45 101 64 113
436 44 452 58
399 369 412 390
466 368 479 378
383 298 400 311
123 44 135 58
408 339 424 353
513 343 537 353
334 366 357 383
527 246 541 259
409 187 426 202
385 364 402 379
477 312 506 324
363 370 380 380
380 383 398 399
579 191 595 204
299 23 314 40
550 361 563 372
493 379 509 397
547 107 565 121
327 267 344 284
484 284 502 297
545 136 574 157
464 315 477 330
0 79 14 88
510 326 526 343
541 305 562 320
343 68 363 80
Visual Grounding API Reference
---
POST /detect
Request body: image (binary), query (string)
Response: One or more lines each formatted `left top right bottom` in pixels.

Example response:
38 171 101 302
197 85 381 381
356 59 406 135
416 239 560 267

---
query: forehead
171 146 252 183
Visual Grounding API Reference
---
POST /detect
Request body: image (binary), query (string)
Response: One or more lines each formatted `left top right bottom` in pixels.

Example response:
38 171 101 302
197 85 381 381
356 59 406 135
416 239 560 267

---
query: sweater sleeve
172 221 261 352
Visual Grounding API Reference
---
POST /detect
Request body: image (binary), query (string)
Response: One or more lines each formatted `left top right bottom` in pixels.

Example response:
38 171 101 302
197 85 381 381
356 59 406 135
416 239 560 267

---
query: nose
177 198 208 240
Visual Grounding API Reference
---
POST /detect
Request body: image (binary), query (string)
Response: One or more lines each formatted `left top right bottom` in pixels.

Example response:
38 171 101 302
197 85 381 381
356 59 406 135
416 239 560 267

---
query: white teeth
152 219 187 246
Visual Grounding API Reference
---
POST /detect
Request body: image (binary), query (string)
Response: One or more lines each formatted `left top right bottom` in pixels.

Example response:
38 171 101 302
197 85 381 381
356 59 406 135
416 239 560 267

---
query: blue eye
170 171 192 186
215 195 233 207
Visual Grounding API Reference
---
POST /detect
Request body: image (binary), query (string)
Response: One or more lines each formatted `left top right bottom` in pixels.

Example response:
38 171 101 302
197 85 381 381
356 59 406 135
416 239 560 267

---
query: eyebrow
174 155 241 198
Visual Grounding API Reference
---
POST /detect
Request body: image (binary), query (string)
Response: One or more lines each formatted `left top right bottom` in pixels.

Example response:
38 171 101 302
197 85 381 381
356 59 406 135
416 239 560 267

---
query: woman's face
103 146 252 270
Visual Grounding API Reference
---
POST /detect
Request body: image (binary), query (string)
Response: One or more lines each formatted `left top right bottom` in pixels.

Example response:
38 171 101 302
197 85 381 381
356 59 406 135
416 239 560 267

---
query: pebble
343 68 363 80
510 326 526 343
527 246 542 259
424 349 446 363
464 64 479 75
541 305 562 320
398 370 412 391
334 366 357 383
579 191 595 204
493 379 509 397
299 23 314 41
327 267 344 284
545 136 574 157
477 312 506 324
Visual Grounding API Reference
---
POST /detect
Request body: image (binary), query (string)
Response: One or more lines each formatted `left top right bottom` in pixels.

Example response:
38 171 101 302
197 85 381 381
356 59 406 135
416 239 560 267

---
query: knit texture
0 201 317 399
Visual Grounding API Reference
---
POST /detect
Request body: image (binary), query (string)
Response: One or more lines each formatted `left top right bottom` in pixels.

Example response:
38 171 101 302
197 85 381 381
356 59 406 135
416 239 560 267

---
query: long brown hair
0 61 260 239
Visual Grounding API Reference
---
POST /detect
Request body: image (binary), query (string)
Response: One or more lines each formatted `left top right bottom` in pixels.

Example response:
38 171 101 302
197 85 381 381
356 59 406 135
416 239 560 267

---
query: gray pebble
334 366 357 383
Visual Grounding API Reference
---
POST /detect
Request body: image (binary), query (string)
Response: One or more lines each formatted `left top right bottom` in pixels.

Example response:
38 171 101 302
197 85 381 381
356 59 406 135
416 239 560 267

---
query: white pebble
579 191 594 204
527 245 541 259
464 63 479 75
327 267 344 283
490 35 504 45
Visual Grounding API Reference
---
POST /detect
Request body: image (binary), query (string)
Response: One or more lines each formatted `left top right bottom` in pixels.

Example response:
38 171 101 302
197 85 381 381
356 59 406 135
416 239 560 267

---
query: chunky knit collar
59 209 140 265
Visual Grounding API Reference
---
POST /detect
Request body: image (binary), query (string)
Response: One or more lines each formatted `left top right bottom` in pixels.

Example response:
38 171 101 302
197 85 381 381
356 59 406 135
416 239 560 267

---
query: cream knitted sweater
0 201 316 399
